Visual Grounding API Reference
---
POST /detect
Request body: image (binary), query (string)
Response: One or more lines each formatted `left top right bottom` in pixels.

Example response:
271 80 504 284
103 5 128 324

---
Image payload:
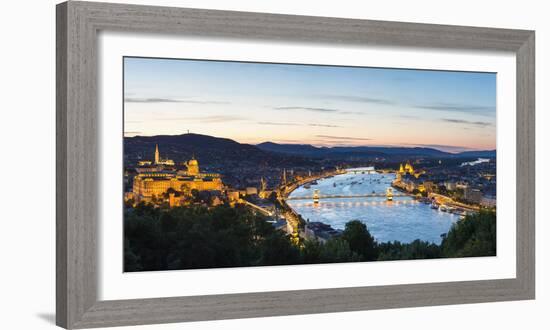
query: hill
124 134 316 168
256 142 466 159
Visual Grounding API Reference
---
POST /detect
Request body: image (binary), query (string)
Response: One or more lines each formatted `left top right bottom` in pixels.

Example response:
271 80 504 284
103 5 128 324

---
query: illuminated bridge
287 188 409 201
288 199 421 208
287 193 410 200
345 167 376 174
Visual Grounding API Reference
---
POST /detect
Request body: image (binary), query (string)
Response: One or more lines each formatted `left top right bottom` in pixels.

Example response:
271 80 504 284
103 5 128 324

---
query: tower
404 161 414 174
313 189 320 204
386 187 393 201
282 168 287 185
154 144 160 164
260 177 267 192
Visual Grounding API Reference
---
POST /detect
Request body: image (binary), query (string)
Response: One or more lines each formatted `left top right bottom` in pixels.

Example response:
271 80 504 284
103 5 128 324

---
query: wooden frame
56 1 535 328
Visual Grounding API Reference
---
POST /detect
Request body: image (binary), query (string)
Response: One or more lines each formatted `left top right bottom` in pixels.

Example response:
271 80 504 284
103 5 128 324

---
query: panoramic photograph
122 57 497 272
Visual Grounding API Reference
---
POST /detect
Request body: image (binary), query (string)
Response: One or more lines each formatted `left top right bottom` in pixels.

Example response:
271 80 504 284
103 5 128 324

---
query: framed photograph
56 1 535 328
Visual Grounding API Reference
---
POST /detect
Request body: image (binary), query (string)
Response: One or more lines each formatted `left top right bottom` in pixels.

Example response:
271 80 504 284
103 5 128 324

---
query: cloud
273 106 339 113
272 106 368 116
270 139 310 144
319 96 495 117
124 131 142 135
153 115 244 123
257 121 302 126
399 143 476 153
321 94 395 105
398 114 421 120
125 98 181 103
124 97 229 105
441 118 492 127
197 115 243 123
315 135 372 141
258 122 340 128
414 103 495 115
308 123 340 128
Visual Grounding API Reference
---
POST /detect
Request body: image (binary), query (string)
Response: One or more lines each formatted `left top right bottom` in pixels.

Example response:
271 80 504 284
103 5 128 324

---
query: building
481 195 497 208
130 145 223 203
423 181 435 193
185 157 199 175
226 190 241 204
168 192 185 208
397 161 424 179
153 144 175 166
444 181 457 191
258 177 272 198
245 187 258 195
464 187 483 204
304 222 342 244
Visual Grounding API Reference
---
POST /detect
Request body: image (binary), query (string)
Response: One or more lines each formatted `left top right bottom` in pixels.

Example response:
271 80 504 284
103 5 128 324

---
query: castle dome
186 157 200 175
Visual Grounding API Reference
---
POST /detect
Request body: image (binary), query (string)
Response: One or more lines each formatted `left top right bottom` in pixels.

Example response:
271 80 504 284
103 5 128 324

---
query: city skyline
124 57 497 153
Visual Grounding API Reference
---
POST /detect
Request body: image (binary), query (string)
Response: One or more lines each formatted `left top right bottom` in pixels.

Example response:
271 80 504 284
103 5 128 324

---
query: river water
287 168 459 244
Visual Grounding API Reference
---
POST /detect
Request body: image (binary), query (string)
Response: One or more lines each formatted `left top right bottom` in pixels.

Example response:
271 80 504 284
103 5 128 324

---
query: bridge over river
287 192 409 201
287 186 408 202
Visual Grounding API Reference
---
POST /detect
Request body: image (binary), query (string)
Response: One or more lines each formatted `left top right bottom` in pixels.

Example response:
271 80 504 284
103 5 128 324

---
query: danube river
287 168 459 244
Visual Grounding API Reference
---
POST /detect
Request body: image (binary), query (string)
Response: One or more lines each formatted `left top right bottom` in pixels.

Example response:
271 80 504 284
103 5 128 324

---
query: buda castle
130 144 223 204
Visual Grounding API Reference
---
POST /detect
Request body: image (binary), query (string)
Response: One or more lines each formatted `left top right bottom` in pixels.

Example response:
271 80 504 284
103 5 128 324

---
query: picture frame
56 1 535 328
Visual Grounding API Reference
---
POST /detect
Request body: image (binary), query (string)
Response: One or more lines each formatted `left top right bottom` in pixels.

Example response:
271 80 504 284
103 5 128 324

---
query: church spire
154 144 160 164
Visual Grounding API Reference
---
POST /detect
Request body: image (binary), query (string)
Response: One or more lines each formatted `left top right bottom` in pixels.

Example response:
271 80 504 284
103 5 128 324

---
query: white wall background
0 0 547 329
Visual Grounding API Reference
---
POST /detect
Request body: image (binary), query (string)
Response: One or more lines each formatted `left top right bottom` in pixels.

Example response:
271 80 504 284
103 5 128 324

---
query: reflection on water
287 170 459 244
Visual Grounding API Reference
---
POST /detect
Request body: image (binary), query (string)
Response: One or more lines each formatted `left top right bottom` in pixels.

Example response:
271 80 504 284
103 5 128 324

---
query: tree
319 238 358 263
190 189 200 202
124 204 300 271
441 210 496 257
341 220 378 261
124 238 142 272
301 239 323 264
377 240 441 261
260 231 301 265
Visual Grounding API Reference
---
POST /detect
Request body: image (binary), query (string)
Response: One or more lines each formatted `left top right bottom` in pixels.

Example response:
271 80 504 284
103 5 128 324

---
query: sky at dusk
123 57 496 153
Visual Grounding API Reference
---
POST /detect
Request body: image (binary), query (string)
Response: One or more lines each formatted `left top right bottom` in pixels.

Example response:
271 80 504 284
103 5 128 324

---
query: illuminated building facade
153 144 175 166
393 161 426 193
397 161 424 179
131 145 223 203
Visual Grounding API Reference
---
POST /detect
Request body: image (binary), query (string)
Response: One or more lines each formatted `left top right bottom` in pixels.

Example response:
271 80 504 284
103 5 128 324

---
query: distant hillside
256 142 496 159
453 150 497 158
124 134 314 168
255 142 332 157
257 142 456 159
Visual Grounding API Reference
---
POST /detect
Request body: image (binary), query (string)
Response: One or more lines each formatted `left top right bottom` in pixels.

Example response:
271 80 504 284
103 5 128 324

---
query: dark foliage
342 220 378 261
441 210 496 257
124 205 496 271
378 240 442 261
